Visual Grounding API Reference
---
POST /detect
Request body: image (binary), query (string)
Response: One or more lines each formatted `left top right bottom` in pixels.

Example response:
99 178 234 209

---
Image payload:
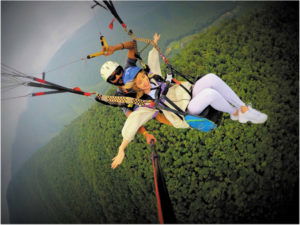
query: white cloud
2 1 94 146
1 2 94 222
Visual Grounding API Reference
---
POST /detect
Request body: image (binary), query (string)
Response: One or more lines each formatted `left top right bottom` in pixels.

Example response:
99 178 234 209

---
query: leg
187 88 236 115
193 73 245 108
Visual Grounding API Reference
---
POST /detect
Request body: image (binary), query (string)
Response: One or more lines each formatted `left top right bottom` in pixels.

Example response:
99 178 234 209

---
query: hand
153 33 160 46
111 149 125 169
104 46 115 56
145 133 157 145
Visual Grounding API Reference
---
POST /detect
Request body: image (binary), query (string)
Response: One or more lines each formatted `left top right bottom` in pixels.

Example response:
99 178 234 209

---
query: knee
194 73 219 89
187 100 199 114
204 73 219 80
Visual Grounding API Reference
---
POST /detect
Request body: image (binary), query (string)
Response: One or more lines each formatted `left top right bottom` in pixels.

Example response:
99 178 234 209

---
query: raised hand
153 33 161 46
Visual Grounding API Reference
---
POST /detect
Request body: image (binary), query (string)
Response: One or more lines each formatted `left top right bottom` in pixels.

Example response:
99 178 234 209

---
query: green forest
7 2 298 223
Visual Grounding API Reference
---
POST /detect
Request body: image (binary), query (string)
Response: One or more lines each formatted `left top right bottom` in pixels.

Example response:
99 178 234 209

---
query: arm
125 110 157 144
104 40 138 59
111 107 157 169
148 33 162 76
111 139 129 169
111 128 156 169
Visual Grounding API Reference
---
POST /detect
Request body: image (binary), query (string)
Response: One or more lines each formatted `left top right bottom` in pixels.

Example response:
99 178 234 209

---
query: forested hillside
7 2 299 223
9 0 236 177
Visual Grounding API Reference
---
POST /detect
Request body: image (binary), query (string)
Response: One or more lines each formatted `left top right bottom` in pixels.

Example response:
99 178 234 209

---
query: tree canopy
7 2 299 223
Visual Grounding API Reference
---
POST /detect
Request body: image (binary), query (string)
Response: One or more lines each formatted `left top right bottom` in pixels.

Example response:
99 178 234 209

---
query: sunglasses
107 66 124 86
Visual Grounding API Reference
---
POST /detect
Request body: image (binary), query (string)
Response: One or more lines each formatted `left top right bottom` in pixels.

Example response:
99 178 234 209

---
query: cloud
2 1 94 148
2 1 95 127
2 1 93 73
1 2 93 222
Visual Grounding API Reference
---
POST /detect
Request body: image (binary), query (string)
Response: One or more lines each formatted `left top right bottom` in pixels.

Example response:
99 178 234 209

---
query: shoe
238 106 268 124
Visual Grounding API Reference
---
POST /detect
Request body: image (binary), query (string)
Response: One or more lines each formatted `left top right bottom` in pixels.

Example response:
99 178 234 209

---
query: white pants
187 73 245 115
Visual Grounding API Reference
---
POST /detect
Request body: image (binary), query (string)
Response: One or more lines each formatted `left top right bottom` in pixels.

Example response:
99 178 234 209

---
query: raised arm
148 33 162 76
104 40 138 59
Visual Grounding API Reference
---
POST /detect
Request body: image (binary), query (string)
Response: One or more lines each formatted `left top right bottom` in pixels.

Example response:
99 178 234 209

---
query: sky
1 1 94 222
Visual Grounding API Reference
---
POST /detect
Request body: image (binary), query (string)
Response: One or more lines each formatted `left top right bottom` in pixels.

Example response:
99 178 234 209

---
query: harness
151 78 186 121
148 64 193 121
150 66 223 126
89 1 222 129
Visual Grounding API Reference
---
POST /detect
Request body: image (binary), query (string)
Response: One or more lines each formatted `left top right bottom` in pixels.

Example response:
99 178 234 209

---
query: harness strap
96 94 154 107
172 78 192 97
170 66 194 84
152 81 184 120
180 84 192 97
158 100 184 121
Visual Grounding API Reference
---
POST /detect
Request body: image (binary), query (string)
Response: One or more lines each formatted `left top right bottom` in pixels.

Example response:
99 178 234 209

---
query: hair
122 69 152 99
123 78 145 99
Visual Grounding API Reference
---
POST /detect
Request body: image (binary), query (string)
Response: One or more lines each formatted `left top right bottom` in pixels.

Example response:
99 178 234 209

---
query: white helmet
100 61 120 81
